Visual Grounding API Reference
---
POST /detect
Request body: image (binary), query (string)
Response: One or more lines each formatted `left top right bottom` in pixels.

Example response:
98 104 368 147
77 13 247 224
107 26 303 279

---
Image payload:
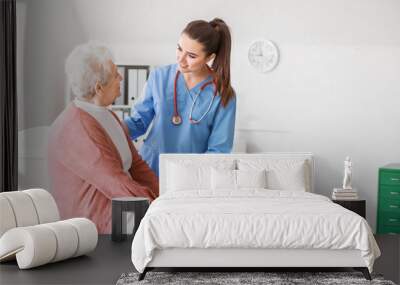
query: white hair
65 42 115 99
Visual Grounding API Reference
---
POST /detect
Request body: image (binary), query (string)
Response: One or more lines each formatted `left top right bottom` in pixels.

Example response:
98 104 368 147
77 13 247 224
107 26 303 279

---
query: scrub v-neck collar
179 71 213 101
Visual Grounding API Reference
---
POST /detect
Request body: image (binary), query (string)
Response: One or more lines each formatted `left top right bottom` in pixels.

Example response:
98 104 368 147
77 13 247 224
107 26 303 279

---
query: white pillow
237 169 267 189
211 169 267 191
166 162 207 191
267 165 306 191
166 159 235 192
237 159 309 191
211 168 236 190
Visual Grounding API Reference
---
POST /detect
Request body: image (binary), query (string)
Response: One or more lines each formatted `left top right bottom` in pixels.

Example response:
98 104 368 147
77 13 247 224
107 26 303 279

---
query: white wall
17 0 400 230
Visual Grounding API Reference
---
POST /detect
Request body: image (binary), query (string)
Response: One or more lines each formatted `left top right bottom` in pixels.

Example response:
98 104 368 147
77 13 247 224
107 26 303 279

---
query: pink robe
48 103 159 234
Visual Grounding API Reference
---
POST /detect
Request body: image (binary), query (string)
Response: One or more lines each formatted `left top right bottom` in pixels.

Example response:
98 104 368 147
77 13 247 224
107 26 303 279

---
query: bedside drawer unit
332 200 365 218
377 164 400 234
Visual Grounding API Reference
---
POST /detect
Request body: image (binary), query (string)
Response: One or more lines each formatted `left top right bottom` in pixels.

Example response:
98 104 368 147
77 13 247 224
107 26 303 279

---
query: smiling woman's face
176 33 212 74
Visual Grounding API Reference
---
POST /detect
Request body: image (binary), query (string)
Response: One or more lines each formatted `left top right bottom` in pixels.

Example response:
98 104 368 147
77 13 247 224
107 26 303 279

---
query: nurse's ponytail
183 18 235 107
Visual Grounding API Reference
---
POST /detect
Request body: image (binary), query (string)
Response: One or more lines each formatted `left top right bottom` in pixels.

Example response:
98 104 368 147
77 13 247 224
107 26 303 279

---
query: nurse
124 18 236 175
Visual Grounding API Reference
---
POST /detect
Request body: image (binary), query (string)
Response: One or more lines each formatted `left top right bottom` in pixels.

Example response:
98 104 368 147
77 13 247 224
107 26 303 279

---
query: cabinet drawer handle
389 205 399 208
388 218 399 222
391 178 400 181
390 192 400 195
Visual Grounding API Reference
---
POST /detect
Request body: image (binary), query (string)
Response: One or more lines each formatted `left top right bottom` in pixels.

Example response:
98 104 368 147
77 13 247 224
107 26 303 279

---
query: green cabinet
377 164 400 234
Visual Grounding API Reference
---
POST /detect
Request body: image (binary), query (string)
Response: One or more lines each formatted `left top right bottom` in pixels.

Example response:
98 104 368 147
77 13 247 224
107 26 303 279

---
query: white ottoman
0 189 98 269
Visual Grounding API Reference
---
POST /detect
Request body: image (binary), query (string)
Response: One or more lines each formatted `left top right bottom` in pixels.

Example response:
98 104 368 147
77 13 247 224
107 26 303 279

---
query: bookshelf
112 65 150 120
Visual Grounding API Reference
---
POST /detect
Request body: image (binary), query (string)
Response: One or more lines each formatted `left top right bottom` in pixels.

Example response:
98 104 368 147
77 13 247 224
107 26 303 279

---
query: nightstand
332 199 366 218
111 197 150 242
377 164 400 234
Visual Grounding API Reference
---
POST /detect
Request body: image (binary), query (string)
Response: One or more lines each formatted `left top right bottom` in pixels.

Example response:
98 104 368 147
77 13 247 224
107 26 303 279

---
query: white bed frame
140 153 370 280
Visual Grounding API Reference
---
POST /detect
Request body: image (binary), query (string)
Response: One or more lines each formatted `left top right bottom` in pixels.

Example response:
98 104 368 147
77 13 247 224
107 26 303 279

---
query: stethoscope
172 69 218 125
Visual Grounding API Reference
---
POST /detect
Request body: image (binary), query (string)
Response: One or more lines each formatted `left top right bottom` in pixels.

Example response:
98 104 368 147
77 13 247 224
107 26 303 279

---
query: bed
131 153 380 280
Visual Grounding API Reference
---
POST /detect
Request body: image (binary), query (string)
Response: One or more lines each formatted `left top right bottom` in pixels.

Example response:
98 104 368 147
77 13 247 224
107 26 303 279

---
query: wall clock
248 39 279 73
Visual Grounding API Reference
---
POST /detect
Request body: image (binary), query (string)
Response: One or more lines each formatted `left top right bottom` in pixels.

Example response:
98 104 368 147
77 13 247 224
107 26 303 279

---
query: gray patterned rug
116 271 396 285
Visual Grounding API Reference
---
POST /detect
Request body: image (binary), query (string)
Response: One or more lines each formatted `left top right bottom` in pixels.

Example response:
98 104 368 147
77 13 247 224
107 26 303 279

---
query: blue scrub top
124 64 236 176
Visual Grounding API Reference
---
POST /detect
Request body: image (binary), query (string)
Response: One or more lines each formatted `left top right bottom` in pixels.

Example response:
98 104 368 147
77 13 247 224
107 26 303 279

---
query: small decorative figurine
342 156 353 190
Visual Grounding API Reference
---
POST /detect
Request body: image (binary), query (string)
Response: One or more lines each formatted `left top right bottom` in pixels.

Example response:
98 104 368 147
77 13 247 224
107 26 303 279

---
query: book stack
332 188 359 200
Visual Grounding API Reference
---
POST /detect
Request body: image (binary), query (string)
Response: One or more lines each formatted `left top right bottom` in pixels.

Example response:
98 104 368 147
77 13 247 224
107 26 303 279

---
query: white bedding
131 190 380 273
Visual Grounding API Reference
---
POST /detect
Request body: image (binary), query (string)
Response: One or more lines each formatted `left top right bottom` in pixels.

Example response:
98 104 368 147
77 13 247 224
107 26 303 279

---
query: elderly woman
48 43 158 234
